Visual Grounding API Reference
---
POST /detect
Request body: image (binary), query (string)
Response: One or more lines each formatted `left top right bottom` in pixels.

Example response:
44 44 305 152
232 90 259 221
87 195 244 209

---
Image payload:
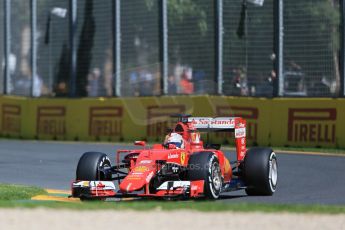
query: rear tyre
76 152 111 181
244 147 278 196
187 152 222 199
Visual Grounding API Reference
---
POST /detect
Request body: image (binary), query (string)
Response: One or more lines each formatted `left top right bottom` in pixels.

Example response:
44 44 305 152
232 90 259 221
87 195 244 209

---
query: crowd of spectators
4 56 335 98
167 65 194 95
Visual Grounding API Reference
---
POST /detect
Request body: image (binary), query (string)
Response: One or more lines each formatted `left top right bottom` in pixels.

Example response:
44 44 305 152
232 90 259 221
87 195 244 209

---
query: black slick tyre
76 152 111 181
244 147 278 196
187 152 222 199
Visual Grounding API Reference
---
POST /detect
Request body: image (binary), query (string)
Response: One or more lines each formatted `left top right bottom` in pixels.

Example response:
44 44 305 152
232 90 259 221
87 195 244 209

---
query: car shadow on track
218 195 247 200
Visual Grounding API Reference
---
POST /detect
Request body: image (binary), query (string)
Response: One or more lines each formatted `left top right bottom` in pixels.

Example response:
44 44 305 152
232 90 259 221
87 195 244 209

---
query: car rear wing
188 117 238 131
188 117 247 161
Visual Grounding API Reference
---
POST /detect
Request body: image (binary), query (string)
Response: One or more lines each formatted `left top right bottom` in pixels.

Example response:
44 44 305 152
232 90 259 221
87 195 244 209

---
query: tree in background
122 0 210 71
284 0 340 96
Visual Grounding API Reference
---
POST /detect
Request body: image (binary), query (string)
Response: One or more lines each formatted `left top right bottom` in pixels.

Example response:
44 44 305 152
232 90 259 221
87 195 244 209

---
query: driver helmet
164 132 185 149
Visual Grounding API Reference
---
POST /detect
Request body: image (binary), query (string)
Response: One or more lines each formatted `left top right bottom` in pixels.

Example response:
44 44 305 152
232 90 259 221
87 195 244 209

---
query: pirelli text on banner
288 108 336 144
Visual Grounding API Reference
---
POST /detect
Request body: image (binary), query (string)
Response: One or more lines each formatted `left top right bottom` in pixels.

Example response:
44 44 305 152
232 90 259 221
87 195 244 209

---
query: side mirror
134 141 146 147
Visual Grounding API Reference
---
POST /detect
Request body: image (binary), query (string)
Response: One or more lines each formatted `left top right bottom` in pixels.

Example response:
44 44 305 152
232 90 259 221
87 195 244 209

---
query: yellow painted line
45 189 71 195
42 188 140 202
31 195 80 203
32 194 139 202
121 197 138 201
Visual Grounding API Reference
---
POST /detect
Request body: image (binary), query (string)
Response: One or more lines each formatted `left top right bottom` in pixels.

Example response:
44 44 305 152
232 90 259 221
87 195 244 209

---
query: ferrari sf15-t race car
71 115 278 200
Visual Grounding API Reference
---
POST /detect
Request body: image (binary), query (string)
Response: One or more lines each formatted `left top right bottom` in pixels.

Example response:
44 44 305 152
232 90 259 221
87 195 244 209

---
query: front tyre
187 152 222 199
76 152 112 181
244 148 278 196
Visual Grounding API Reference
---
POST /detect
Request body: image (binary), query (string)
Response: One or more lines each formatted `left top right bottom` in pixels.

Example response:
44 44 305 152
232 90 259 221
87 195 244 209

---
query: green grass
0 184 47 200
0 183 345 214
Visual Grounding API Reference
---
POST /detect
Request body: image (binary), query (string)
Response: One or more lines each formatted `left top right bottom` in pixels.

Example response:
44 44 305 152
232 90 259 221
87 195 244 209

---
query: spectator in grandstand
180 68 194 94
103 48 113 96
12 60 45 97
129 71 139 96
32 74 43 97
254 73 274 97
152 70 162 95
168 75 177 94
138 69 154 96
253 53 276 97
252 53 276 97
284 60 306 95
55 81 68 97
86 68 102 97
287 60 302 71
1 53 16 94
172 64 183 93
231 67 248 96
193 70 206 93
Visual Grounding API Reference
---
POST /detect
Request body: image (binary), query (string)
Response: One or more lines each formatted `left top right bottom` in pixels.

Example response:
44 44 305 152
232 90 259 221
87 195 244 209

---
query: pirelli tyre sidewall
244 147 277 196
187 152 222 199
76 152 111 181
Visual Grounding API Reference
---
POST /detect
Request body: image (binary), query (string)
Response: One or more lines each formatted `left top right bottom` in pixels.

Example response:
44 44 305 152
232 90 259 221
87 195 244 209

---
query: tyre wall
0 96 343 148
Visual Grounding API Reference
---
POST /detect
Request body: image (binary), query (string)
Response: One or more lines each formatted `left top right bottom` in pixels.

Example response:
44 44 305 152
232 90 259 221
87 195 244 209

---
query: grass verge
0 184 47 200
0 184 345 214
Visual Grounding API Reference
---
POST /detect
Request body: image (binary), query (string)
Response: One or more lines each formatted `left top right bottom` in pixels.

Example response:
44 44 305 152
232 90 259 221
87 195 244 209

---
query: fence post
216 0 223 95
4 0 11 95
273 0 284 97
69 0 77 97
114 0 121 97
30 0 37 97
340 0 345 96
159 0 168 95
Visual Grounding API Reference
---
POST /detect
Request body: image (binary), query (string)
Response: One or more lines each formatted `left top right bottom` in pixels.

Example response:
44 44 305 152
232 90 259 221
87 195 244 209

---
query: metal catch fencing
0 0 343 98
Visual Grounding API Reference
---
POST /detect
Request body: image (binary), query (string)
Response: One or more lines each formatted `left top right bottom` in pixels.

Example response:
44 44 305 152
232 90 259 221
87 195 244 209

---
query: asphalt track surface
0 139 344 205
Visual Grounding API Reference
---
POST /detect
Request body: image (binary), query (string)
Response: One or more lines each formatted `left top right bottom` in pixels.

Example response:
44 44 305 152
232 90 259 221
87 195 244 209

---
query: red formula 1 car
71 115 278 200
